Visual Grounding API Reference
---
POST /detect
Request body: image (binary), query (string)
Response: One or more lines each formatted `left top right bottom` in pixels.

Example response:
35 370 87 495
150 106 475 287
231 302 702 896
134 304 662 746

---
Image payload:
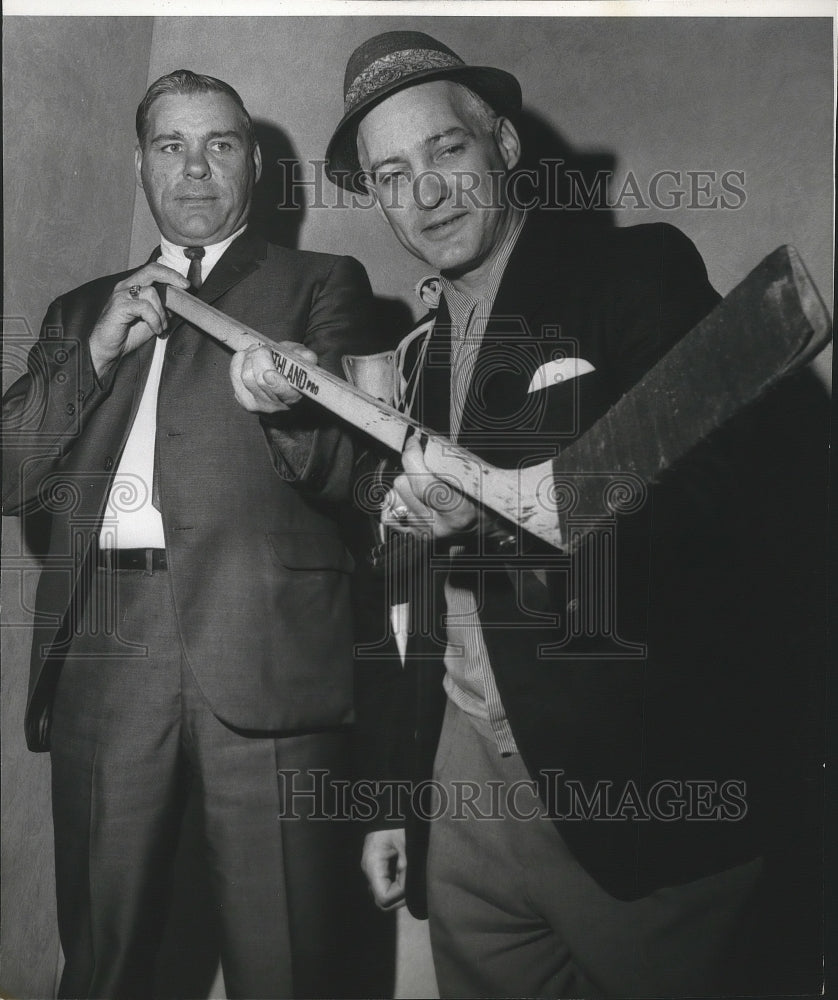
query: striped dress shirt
438 209 527 755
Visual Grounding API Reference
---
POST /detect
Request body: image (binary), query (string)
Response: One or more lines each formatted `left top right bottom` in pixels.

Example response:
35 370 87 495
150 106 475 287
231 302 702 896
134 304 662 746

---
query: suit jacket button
66 403 75 415
104 456 114 470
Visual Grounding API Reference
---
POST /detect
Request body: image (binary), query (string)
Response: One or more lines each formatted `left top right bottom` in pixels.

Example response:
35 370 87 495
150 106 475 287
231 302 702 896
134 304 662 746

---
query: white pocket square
527 357 596 393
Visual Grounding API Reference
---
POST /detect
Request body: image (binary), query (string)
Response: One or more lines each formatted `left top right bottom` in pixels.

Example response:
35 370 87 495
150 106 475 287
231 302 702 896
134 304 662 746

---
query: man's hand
230 343 318 414
361 828 407 911
381 435 480 540
89 263 190 378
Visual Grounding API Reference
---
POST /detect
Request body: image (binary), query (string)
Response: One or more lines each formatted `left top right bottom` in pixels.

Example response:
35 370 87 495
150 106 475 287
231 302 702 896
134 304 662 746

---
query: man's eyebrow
369 127 469 174
205 130 244 141
149 129 243 144
150 130 186 144
426 126 470 145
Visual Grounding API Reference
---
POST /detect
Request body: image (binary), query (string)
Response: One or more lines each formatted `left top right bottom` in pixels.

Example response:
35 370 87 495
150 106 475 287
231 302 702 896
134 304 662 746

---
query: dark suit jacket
3 230 385 751
363 214 828 915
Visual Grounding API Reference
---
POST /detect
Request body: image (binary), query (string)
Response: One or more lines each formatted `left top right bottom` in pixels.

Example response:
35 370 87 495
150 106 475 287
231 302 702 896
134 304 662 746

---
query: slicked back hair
136 69 257 150
456 84 499 135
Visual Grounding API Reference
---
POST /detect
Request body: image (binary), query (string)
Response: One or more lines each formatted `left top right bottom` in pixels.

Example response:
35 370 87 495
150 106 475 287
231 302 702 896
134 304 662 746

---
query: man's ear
134 145 144 189
252 142 263 184
495 118 521 172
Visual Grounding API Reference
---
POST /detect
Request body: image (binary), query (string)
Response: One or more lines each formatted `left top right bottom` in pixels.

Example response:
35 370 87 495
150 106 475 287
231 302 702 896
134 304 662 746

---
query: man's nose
184 149 210 180
413 170 450 211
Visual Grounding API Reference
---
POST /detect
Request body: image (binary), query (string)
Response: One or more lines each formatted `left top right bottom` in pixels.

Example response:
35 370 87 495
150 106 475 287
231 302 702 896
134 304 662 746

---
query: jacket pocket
266 531 355 573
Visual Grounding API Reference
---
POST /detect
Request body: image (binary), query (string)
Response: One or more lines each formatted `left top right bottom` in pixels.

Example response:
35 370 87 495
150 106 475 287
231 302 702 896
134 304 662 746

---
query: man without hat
325 31 826 997
3 69 385 998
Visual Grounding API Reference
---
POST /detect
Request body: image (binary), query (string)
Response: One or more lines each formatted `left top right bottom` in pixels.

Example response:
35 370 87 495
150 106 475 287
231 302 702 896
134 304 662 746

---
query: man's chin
163 215 231 246
421 244 478 277
435 252 483 281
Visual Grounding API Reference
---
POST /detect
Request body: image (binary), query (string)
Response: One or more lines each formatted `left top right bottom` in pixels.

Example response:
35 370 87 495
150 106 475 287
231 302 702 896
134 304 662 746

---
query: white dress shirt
98 227 245 549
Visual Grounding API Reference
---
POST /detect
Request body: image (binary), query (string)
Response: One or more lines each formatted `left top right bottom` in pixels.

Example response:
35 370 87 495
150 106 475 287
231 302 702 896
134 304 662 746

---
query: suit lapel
488 210 555 332
414 296 453 436
194 229 265 305
457 213 566 461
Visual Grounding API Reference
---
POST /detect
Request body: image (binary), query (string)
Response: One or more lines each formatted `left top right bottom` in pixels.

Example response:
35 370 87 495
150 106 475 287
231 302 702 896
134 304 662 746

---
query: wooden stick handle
160 284 414 454
158 284 564 549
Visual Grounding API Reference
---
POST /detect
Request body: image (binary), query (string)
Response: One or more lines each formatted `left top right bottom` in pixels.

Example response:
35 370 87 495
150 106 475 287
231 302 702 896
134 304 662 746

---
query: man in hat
3 69 384 998
324 31 826 997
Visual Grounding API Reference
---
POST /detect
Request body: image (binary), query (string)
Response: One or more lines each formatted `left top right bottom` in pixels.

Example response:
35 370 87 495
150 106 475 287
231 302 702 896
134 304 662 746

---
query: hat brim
325 65 522 193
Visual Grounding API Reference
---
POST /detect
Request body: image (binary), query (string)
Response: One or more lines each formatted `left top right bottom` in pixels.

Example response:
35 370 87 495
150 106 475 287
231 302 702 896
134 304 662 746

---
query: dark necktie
184 245 205 290
151 245 205 511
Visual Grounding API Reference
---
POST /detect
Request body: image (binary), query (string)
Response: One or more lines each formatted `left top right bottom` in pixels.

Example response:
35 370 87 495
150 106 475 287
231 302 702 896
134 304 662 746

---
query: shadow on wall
249 118 413 343
516 108 617 236
249 120 307 250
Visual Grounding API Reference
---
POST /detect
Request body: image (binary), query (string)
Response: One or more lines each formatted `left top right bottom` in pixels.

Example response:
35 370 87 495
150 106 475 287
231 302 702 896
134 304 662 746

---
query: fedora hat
325 30 522 191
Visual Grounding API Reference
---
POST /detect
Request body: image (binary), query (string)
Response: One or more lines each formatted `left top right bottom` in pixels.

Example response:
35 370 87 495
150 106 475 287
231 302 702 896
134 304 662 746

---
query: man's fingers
231 351 272 411
115 262 190 292
101 278 174 339
245 347 294 402
388 480 425 518
230 352 265 411
230 348 246 384
274 340 318 367
388 437 479 539
376 885 407 911
133 298 167 337
382 482 432 537
230 340 320 414
104 295 166 337
260 367 288 393
365 864 406 910
88 292 167 375
401 436 467 514
230 346 297 413
361 829 407 910
128 286 168 334
401 434 430 477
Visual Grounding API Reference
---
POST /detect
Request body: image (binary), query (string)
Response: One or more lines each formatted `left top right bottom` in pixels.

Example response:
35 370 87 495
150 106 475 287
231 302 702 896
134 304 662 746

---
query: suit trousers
426 701 766 998
49 559 357 999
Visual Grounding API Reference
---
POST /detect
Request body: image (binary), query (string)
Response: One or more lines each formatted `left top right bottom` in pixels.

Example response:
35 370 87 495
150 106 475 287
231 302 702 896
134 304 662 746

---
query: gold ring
392 505 409 521
128 285 142 299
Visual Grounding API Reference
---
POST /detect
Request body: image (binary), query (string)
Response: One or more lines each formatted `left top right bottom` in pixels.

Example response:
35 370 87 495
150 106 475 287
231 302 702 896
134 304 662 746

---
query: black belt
97 548 167 572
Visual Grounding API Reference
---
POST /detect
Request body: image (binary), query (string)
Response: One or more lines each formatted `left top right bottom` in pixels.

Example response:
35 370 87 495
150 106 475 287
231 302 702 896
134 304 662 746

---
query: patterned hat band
326 30 521 191
345 49 465 113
